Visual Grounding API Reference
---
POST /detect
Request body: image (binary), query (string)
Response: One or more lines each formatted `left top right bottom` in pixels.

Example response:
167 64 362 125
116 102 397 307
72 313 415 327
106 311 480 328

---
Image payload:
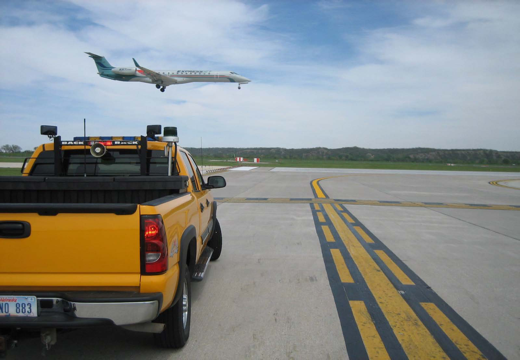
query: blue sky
1 0 519 151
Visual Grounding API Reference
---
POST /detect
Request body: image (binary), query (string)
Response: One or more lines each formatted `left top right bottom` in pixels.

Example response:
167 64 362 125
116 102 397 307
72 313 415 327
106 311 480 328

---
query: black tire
208 219 222 261
153 266 191 348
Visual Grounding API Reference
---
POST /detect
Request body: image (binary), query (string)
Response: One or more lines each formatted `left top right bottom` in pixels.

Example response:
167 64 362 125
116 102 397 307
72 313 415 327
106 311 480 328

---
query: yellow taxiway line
350 300 391 360
489 179 520 191
422 303 486 360
323 203 448 358
308 175 504 359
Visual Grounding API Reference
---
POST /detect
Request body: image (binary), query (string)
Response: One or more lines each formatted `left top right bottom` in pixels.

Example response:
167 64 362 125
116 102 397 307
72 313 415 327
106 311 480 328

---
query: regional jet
86 52 251 92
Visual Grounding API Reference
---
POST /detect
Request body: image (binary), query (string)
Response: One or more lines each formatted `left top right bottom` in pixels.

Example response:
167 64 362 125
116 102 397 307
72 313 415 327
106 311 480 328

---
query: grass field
0 168 22 176
193 157 520 173
2 156 519 176
0 156 27 163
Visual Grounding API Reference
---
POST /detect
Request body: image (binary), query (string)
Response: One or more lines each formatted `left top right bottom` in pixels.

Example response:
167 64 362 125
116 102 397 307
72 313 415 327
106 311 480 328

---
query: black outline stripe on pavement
310 178 506 360
215 197 520 211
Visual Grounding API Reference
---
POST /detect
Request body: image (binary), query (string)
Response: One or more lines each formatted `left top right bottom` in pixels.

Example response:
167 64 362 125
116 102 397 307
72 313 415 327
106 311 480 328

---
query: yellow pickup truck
0 125 226 353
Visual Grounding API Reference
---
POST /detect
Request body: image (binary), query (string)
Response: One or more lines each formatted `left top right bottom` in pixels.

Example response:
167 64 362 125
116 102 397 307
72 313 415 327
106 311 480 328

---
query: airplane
86 52 251 92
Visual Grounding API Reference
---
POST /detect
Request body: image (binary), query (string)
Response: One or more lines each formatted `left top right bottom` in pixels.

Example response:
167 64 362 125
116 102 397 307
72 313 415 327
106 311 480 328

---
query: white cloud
0 1 519 152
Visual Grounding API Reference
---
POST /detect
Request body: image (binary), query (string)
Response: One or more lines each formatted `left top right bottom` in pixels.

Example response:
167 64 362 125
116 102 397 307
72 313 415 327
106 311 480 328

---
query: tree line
185 146 519 165
0 144 23 153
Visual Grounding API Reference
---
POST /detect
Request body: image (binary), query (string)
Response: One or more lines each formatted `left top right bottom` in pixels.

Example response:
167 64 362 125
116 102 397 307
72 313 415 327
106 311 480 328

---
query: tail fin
85 52 114 73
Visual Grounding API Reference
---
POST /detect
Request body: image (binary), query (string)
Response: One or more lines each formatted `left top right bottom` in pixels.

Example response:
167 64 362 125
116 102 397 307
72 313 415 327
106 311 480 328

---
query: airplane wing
133 58 177 86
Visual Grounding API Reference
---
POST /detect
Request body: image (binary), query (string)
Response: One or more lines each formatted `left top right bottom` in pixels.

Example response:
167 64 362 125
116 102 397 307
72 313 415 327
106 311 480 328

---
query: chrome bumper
0 292 162 328
67 299 159 325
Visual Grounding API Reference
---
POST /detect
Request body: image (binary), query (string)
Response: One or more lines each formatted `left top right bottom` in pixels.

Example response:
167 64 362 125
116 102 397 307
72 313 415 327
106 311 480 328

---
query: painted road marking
489 179 520 190
323 203 447 358
216 197 520 211
334 203 343 211
422 303 486 360
311 177 331 198
330 249 354 283
313 203 320 210
317 212 325 223
342 212 355 223
350 301 390 360
322 225 335 242
354 226 374 244
374 250 415 285
229 166 258 171
310 176 505 359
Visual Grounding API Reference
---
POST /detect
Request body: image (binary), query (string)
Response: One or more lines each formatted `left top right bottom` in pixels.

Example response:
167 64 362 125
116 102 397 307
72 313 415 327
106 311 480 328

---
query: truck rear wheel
208 219 222 261
153 266 191 348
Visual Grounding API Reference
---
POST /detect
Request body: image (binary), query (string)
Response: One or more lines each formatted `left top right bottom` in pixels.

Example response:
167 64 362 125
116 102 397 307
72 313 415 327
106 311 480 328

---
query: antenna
83 118 87 177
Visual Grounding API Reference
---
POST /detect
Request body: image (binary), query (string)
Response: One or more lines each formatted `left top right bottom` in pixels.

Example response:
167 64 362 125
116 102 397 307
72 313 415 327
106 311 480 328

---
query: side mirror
206 176 226 189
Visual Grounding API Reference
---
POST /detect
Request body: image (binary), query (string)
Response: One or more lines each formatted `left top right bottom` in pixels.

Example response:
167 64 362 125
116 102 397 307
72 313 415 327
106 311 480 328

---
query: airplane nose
239 76 251 83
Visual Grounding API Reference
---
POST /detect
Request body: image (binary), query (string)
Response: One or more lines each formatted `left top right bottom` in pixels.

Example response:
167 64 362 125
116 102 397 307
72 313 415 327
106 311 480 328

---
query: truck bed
0 176 189 205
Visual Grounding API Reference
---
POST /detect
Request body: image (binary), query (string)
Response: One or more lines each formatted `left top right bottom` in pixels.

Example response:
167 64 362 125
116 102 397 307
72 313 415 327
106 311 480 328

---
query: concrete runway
7 167 520 359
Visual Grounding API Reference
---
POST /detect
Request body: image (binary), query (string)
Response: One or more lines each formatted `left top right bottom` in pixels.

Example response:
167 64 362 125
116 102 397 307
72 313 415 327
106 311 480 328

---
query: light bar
62 140 139 146
72 136 164 142
73 136 140 141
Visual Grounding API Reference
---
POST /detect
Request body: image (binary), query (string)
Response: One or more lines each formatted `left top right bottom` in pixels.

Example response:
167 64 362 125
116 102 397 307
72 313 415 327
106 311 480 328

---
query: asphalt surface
6 167 520 359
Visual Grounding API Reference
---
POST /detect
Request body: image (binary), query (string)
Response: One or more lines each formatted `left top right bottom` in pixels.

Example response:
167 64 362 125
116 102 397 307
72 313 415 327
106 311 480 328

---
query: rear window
30 149 178 176
179 151 198 190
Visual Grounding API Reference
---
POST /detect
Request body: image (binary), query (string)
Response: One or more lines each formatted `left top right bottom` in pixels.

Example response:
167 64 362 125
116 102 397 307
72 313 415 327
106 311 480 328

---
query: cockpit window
230 72 237 75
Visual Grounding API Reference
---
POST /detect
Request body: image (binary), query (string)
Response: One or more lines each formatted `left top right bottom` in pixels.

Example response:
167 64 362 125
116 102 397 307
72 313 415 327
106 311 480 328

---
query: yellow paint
0 274 140 288
317 212 325 223
311 178 329 198
422 303 486 360
314 203 320 210
0 212 142 280
330 249 354 283
374 250 414 285
342 212 355 223
322 225 335 242
141 264 180 311
489 179 520 191
322 204 447 359
350 301 390 360
335 204 343 211
354 226 374 243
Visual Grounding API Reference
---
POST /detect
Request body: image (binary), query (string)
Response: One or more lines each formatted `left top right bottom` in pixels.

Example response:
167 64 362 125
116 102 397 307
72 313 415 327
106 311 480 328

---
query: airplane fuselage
86 52 251 92
110 68 247 85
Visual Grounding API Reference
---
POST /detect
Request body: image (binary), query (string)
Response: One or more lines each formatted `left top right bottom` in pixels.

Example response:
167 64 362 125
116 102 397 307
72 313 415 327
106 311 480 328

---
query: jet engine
112 67 137 76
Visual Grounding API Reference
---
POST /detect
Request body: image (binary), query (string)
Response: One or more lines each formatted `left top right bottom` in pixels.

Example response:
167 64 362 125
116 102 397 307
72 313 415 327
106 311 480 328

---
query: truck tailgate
0 209 141 289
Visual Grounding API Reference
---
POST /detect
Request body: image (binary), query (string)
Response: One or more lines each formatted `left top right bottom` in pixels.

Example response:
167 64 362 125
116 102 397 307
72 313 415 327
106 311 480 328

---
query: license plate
0 296 37 317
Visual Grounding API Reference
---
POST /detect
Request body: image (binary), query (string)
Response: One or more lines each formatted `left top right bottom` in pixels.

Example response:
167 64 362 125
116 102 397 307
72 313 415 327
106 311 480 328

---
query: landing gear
156 84 161 89
238 84 241 90
160 87 165 92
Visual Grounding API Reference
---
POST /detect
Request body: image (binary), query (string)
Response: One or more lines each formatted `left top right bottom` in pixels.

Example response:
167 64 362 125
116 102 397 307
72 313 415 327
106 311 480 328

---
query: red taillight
141 216 168 274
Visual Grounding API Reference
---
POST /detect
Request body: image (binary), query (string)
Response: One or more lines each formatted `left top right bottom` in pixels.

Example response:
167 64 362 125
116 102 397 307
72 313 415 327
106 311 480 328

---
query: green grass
0 156 27 163
0 168 22 176
2 155 518 175
193 157 520 172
